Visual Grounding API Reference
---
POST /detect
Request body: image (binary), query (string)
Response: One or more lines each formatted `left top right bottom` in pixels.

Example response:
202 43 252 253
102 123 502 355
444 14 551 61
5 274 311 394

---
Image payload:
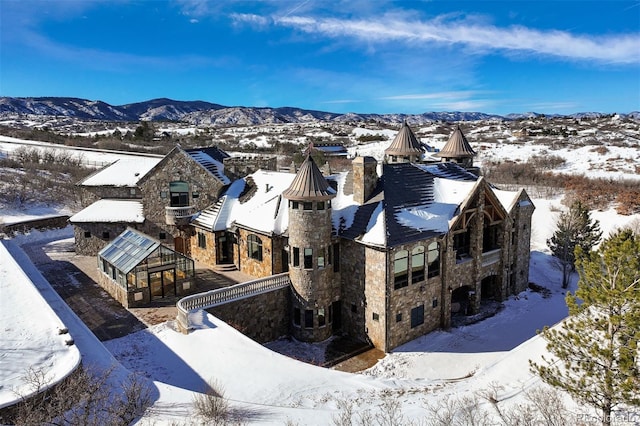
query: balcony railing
481 248 501 267
165 205 195 226
176 272 291 332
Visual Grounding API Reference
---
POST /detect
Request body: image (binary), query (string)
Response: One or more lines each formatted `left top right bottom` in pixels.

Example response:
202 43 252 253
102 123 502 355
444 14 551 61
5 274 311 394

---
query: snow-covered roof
194 161 524 247
194 170 295 235
185 147 231 185
69 199 145 223
79 157 161 187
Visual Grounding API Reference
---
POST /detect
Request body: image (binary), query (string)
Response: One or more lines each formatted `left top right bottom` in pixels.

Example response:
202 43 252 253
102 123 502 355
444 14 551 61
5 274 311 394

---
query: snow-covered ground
2 132 639 423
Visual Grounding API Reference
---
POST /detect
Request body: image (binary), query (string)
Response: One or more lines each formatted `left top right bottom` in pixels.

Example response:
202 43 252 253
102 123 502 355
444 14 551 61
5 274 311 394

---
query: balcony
165 205 195 226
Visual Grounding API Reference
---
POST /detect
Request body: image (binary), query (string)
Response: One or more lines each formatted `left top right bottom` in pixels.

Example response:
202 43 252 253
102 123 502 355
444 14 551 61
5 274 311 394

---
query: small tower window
304 248 313 269
317 201 325 210
293 247 300 267
303 202 313 210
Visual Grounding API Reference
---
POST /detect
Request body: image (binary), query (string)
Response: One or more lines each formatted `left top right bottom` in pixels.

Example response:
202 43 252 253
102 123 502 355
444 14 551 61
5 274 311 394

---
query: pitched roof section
185 147 231 185
78 157 162 187
436 126 476 158
384 122 424 156
69 199 144 223
337 163 482 247
98 228 160 274
282 154 336 201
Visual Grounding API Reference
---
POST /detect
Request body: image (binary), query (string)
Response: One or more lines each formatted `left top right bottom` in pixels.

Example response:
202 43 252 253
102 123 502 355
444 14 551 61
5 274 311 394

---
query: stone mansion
70 123 534 351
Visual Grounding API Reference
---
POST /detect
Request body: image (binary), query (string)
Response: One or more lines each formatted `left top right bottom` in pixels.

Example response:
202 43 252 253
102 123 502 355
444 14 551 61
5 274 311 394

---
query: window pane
293 307 301 326
411 305 425 328
318 308 326 327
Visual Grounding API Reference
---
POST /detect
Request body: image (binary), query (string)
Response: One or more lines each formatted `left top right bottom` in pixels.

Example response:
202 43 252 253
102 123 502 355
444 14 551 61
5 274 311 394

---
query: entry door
150 271 163 300
217 233 234 264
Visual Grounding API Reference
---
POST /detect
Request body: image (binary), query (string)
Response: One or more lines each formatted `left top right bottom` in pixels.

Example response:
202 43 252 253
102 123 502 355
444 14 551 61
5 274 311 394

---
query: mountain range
0 96 636 126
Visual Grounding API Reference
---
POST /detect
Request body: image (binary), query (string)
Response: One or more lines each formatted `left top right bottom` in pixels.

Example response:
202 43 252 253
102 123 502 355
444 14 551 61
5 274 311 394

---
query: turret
384 121 424 164
283 154 337 341
435 126 477 170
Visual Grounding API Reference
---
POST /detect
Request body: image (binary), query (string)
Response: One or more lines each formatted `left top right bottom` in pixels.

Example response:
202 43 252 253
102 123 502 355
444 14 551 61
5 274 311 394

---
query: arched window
427 241 440 278
247 234 263 261
411 246 425 283
393 250 409 289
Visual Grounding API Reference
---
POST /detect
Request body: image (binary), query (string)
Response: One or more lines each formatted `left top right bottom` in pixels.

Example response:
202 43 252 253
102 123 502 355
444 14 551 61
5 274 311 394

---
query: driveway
20 236 245 341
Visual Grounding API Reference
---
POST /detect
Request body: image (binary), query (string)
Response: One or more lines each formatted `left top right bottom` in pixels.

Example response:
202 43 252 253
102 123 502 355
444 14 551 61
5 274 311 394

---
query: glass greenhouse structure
98 228 195 305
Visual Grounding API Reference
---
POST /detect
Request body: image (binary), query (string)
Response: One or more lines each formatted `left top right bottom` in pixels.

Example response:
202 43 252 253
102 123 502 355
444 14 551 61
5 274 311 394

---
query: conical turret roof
384 121 424 156
282 154 336 201
436 126 476 158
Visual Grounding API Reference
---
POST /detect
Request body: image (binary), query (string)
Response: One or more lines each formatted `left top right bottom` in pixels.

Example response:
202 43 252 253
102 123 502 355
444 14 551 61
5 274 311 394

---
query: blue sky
1 1 639 115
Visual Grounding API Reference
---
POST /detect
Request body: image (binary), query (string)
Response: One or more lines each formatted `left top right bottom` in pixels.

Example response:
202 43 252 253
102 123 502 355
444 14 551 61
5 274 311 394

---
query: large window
411 305 425 328
169 181 189 207
483 223 501 252
304 309 313 328
427 241 440 278
394 250 409 289
411 246 425 283
247 234 263 261
453 229 471 259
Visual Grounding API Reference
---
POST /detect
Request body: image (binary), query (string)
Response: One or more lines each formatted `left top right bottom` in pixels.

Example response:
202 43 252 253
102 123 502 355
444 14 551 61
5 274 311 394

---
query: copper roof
282 154 336 201
384 122 424 156
436 126 476 158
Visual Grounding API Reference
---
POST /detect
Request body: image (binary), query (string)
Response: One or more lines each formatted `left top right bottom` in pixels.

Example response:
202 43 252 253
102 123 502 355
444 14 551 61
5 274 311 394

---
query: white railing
165 205 195 225
481 248 501 267
176 272 290 332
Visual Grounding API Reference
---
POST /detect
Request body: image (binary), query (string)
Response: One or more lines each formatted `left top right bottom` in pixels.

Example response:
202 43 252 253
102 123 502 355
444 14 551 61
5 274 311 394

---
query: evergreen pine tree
547 201 602 288
531 229 640 425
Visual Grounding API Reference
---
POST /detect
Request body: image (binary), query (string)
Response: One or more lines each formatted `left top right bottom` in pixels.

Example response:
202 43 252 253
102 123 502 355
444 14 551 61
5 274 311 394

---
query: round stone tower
282 154 337 342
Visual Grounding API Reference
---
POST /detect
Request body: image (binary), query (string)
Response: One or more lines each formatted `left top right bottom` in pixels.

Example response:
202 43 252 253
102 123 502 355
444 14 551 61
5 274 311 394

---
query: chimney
352 156 378 204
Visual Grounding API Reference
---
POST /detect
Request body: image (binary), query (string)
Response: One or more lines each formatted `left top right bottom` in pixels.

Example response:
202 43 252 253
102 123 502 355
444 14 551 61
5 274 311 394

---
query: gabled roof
282 155 336 201
69 199 144 223
98 228 161 274
384 122 424 156
78 157 162 187
137 145 231 186
435 126 476 158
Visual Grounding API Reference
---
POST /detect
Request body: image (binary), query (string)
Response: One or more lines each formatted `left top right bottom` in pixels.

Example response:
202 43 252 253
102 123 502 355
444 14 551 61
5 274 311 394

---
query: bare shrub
7 365 152 426
192 379 230 425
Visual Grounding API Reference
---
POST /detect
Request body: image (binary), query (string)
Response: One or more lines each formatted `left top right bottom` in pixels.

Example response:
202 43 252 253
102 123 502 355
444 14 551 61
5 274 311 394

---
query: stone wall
207 286 290 343
2 215 69 237
223 155 277 181
236 229 279 278
363 246 387 350
72 222 133 256
190 228 219 266
339 240 367 343
79 186 139 208
138 148 225 244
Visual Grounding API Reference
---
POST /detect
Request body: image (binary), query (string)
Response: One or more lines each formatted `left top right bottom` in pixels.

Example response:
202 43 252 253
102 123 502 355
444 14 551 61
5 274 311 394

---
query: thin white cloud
265 14 640 64
230 13 271 28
